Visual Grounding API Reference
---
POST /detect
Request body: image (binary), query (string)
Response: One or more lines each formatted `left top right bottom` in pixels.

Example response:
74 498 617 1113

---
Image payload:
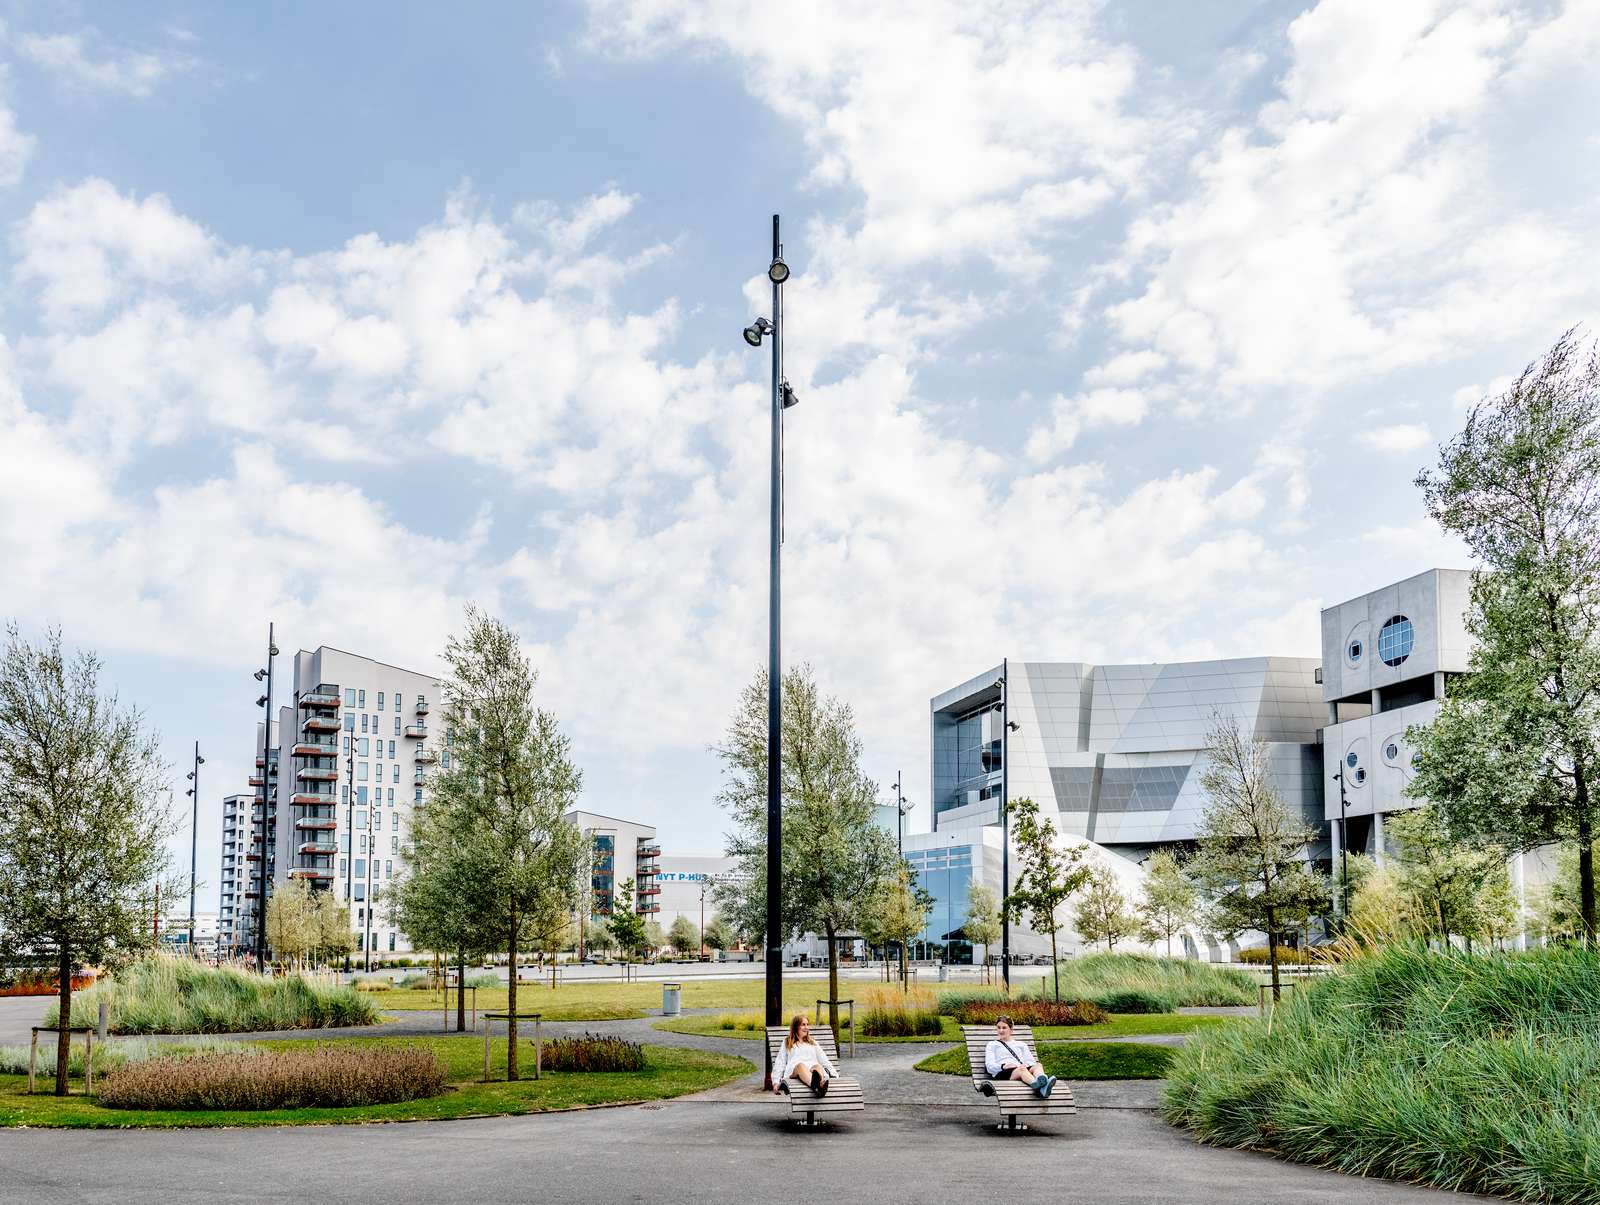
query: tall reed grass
857 985 943 1037
49 956 381 1035
1163 943 1600 1204
1036 953 1256 1011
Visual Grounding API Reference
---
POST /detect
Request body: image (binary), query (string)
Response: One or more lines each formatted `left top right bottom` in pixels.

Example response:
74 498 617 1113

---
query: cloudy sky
3 1 1597 910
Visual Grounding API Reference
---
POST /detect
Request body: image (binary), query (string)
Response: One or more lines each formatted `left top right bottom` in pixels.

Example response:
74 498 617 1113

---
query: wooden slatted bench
961 1023 1076 1132
765 1026 865 1127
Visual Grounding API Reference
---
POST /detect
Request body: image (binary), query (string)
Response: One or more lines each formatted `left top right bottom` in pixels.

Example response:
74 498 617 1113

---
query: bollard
97 1002 108 1041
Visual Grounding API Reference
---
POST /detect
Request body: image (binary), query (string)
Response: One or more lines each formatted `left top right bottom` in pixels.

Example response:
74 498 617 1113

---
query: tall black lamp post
743 214 796 1088
252 624 279 974
994 662 1013 990
1332 770 1351 922
184 742 205 957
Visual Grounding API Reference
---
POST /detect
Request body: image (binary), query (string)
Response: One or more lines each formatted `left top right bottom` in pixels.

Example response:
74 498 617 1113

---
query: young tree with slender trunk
1412 329 1600 937
668 915 699 956
702 914 731 954
858 866 932 989
1387 805 1511 950
1188 713 1328 1002
0 625 177 1095
714 665 900 1035
607 879 648 958
428 608 584 1079
266 879 317 968
1002 796 1090 1001
1074 864 1140 953
1137 850 1198 957
963 881 1003 982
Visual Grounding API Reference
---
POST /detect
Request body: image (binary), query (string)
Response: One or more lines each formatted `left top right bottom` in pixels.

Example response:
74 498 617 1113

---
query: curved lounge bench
765 1025 864 1127
960 1023 1077 1131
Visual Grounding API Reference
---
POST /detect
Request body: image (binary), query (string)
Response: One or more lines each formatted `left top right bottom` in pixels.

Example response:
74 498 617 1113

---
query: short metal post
483 1018 492 1082
85 1030 93 1095
848 1001 855 1058
97 1002 108 1041
28 1030 37 1094
534 1017 542 1081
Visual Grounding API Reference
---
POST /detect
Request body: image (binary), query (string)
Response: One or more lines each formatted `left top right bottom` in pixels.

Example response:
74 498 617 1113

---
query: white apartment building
568 809 663 929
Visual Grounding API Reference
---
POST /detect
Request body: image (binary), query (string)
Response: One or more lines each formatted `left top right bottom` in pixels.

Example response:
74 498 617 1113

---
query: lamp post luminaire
993 662 1017 991
1332 769 1351 922
184 741 205 956
742 214 795 1088
894 771 915 983
252 624 279 975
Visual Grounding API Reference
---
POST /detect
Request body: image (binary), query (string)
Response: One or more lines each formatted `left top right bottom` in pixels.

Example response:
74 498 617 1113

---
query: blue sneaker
1033 1077 1048 1097
1041 1075 1056 1098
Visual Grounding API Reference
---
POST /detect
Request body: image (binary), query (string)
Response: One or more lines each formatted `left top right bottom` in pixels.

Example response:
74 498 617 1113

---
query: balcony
289 868 335 881
245 852 262 862
414 747 436 765
404 724 428 739
637 843 661 857
291 790 336 806
292 741 338 758
296 818 338 831
302 714 340 733
298 841 337 856
297 767 339 782
247 775 264 787
635 902 661 915
302 686 340 708
415 700 430 716
255 755 265 768
636 885 661 897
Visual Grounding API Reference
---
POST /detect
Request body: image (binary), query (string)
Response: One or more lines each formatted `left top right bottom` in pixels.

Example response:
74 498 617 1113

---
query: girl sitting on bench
772 1014 838 1096
985 1016 1056 1098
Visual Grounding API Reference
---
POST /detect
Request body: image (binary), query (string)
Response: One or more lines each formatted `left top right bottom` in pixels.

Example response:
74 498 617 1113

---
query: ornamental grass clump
1163 943 1600 1205
96 1046 447 1110
55 955 381 1034
540 1034 647 1073
1044 952 1255 1008
858 985 943 1037
952 998 1109 1026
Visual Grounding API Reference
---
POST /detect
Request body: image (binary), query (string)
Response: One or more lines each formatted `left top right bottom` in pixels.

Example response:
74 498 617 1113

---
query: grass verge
915 1041 1174 1079
652 1012 1227 1042
370 978 871 1021
1162 943 1600 1205
0 1037 751 1128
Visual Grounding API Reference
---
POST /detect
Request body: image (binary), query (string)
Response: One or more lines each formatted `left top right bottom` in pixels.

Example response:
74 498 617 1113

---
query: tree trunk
1266 909 1281 1003
55 942 71 1096
1577 787 1596 941
507 909 519 1082
456 947 466 1033
1050 928 1060 1002
899 937 907 992
826 925 839 1037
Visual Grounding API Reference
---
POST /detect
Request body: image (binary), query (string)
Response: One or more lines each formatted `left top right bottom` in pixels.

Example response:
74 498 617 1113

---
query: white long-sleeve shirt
773 1039 839 1089
985 1036 1038 1077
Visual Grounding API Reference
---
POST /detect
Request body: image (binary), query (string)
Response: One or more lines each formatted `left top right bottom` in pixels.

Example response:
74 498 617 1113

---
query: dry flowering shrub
953 999 1109 1026
96 1045 447 1110
540 1034 647 1073
858 985 944 1037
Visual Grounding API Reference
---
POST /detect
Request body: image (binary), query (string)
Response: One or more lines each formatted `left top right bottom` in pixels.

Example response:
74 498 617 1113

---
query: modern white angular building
1319 569 1474 861
567 809 663 927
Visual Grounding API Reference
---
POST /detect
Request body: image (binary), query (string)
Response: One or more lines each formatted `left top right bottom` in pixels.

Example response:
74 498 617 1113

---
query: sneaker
1033 1078 1048 1097
817 1076 830 1097
1041 1075 1056 1098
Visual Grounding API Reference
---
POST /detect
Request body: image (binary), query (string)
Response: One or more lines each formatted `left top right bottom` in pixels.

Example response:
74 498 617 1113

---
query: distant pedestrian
772 1014 837 1095
985 1016 1055 1098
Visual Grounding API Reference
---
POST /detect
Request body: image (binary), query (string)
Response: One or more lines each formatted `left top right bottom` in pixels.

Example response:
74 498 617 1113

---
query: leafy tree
963 881 1003 980
1412 330 1600 937
714 664 900 1034
424 608 585 1079
668 915 699 955
1074 864 1140 952
1188 713 1328 1001
702 913 731 953
312 892 356 965
1388 806 1511 949
583 918 613 959
266 879 317 967
1136 850 1197 956
607 879 647 957
1002 796 1090 1000
858 866 932 988
1345 854 1417 947
0 625 177 1095
1526 842 1594 941
644 919 666 955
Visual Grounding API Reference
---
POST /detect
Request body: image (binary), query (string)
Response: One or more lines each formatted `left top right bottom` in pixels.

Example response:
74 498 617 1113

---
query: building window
377 692 385 710
341 784 349 804
354 858 366 878
388 740 396 759
361 713 369 734
339 857 347 876
345 687 356 707
442 751 450 769
340 833 350 853
356 810 367 830
388 932 396 951
385 860 392 878
1346 751 1358 769
392 835 399 853
358 689 366 707
392 765 399 784
1385 742 1399 761
344 713 354 732
1347 639 1363 663
415 788 423 803
1378 615 1414 666
1354 767 1367 784
357 762 369 782
394 716 401 736
392 811 400 830
356 786 368 806
358 737 369 757
355 884 365 902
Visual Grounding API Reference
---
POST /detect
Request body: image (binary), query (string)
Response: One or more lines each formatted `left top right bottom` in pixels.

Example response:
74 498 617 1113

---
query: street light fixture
993 663 1012 991
253 624 278 974
186 742 204 957
743 213 793 1088
1332 770 1351 924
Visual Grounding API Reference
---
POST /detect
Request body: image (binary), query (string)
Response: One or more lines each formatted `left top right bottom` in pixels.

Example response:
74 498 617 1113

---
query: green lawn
652 1012 1229 1043
0 1037 752 1127
368 978 877 1021
915 1041 1175 1079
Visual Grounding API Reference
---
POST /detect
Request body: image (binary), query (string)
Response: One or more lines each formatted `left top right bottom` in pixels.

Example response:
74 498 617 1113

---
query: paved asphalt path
0 996 1487 1203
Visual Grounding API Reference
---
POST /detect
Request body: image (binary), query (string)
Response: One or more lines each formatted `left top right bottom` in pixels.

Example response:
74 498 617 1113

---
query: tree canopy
1002 795 1090 1000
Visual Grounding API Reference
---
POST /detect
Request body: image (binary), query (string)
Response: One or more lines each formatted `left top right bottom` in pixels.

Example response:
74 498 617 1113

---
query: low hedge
951 998 1109 1026
541 1034 647 1073
96 1046 447 1110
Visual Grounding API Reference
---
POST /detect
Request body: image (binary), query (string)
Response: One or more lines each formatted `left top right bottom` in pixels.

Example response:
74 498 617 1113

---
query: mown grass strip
915 1041 1174 1079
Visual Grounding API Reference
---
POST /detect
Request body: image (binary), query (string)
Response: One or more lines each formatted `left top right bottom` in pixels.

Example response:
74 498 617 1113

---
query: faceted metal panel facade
932 656 1326 850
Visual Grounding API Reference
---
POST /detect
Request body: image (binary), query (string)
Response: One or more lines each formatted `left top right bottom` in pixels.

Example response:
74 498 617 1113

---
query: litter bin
662 982 682 1016
937 963 949 983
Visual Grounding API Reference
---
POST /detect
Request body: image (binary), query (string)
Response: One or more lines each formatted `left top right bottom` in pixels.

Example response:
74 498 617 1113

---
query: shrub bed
541 1034 647 1073
951 998 1109 1026
858 986 943 1036
96 1046 447 1110
1163 944 1600 1204
55 955 381 1034
0 972 95 997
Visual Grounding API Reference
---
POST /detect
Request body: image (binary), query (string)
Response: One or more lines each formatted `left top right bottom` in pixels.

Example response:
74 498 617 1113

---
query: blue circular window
1346 751 1358 769
1347 639 1363 662
1378 615 1414 666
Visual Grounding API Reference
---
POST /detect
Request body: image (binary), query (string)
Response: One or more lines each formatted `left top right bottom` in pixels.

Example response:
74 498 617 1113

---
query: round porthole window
1346 751 1358 769
1348 639 1363 662
1385 742 1399 761
1378 615 1415 666
1355 767 1366 784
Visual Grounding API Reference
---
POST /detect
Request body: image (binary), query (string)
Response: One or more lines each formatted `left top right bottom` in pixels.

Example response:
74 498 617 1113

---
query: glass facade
590 833 615 915
905 844 974 963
